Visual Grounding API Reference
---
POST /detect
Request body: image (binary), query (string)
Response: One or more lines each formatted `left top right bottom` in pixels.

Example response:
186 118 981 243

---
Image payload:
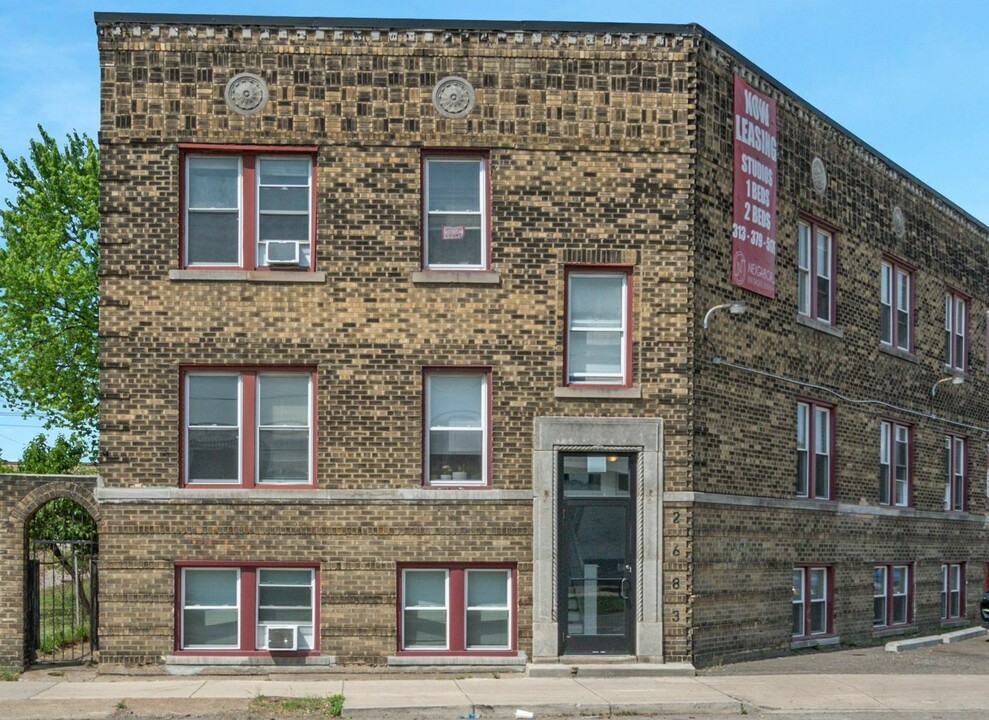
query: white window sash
255 373 312 486
402 569 450 650
424 158 486 270
185 155 243 267
566 272 628 384
255 156 313 266
185 373 243 485
425 373 488 486
181 568 241 650
464 569 512 650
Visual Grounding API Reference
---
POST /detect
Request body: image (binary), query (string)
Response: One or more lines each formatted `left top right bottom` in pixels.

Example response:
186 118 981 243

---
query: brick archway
1 474 99 668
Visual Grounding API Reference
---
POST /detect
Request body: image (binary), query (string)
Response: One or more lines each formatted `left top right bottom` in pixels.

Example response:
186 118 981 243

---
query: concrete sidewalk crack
453 678 485 714
573 677 613 715
694 676 769 712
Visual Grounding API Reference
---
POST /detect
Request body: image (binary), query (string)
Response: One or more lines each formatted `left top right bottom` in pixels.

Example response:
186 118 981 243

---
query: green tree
0 127 99 452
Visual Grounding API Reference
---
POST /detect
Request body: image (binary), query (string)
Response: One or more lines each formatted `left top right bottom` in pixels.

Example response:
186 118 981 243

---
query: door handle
620 576 630 599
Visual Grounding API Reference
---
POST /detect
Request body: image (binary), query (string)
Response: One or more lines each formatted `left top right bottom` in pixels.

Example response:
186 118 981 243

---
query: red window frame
179 144 318 271
797 215 838 325
174 560 320 657
944 433 967 512
941 562 966 620
563 265 634 388
396 563 517 656
179 366 318 489
422 367 493 489
796 399 835 500
879 257 914 352
421 149 491 271
873 563 913 628
944 288 969 371
792 564 834 639
879 419 911 507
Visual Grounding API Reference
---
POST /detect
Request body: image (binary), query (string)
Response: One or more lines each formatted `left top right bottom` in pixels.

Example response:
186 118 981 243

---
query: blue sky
0 0 987 459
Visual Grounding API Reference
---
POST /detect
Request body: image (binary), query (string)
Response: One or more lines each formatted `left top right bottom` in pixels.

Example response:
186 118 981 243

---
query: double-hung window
880 260 912 351
792 566 831 638
400 565 515 654
879 420 910 507
178 565 317 653
183 369 315 487
424 370 489 486
565 269 631 386
873 564 911 628
183 148 315 270
423 154 488 270
944 434 966 511
797 218 835 324
796 401 833 500
941 563 965 619
944 290 968 371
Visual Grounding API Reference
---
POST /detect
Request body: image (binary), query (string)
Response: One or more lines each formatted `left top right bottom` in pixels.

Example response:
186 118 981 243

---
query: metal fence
26 539 99 664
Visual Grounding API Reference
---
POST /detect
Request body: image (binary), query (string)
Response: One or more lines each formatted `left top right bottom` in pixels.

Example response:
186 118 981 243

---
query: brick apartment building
88 12 989 670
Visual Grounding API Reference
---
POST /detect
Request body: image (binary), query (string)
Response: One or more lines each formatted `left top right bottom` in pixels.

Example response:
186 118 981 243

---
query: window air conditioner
265 240 301 266
265 625 298 651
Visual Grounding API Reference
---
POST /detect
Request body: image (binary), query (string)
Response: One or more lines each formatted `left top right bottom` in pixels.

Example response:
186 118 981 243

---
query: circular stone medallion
892 206 906 239
432 76 477 118
811 157 828 195
224 72 269 115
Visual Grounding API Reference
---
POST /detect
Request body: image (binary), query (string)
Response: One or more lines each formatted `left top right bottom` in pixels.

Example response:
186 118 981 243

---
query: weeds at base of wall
0 667 22 681
250 693 345 717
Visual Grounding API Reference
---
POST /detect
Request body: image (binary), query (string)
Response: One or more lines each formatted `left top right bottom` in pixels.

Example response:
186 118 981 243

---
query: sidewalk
5 671 989 719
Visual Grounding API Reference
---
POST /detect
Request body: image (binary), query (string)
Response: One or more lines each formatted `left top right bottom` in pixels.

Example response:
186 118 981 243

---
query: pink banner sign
441 225 466 240
731 75 778 298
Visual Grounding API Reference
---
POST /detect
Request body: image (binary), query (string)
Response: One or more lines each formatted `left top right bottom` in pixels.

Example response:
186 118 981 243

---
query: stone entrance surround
531 417 664 661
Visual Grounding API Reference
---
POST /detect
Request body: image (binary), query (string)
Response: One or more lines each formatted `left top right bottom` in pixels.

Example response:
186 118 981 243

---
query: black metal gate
26 539 99 664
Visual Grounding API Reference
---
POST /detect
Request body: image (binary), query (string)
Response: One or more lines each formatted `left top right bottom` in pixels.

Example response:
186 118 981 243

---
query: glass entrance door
558 453 635 655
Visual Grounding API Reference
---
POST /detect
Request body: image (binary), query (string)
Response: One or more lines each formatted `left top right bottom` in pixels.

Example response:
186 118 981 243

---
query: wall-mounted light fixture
930 374 964 399
702 301 748 331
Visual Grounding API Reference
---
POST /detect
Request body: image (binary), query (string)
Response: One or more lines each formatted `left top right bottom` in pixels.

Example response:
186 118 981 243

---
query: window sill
411 270 501 285
555 386 642 400
940 618 968 628
872 624 915 639
388 652 526 667
942 364 971 381
795 314 844 338
165 653 333 667
169 269 326 283
790 635 839 650
878 344 918 363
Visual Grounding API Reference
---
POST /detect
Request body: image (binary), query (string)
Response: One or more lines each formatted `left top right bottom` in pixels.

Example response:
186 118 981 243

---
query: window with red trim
873 564 912 628
564 268 632 386
792 565 832 638
176 563 318 654
182 369 315 488
880 259 912 351
182 148 315 270
422 153 489 270
398 565 516 654
879 420 910 507
944 434 966 511
941 562 965 619
796 400 833 500
944 290 968 371
797 217 836 324
424 369 490 487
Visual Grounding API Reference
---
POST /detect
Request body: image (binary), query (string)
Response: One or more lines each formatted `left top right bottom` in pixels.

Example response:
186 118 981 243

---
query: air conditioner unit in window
265 625 298 651
265 240 301 266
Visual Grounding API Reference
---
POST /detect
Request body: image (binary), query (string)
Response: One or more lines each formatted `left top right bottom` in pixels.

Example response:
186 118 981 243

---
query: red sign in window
731 75 778 299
